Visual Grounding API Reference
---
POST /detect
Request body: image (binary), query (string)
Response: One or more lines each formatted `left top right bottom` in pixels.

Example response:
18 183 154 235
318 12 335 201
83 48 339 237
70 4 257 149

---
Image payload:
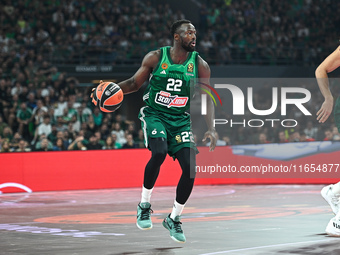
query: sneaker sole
325 230 340 237
136 222 152 230
321 185 338 215
171 236 186 243
325 226 340 237
325 216 340 237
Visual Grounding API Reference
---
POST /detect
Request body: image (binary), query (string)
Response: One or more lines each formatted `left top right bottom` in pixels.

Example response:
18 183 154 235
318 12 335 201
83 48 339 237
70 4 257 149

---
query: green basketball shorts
138 106 198 158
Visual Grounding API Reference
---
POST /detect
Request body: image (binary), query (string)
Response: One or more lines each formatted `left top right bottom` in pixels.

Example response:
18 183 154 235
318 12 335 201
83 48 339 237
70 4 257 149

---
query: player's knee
152 149 167 161
149 137 168 162
181 159 196 180
176 148 196 179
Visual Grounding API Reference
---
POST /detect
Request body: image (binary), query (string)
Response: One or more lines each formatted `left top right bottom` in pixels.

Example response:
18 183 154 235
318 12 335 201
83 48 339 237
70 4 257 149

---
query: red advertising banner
0 144 338 193
196 142 340 179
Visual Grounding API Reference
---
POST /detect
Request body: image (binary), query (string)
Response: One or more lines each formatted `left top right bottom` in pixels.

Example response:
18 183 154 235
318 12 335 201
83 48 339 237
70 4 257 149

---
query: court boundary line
199 238 334 255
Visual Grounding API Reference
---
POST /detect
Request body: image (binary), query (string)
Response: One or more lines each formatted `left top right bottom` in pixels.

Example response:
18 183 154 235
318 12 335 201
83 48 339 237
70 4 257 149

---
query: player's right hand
316 99 333 123
90 80 103 99
90 87 95 99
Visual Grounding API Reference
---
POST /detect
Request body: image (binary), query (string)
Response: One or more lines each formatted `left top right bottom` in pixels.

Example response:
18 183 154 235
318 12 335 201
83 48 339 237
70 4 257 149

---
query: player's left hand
316 99 333 123
202 130 217 152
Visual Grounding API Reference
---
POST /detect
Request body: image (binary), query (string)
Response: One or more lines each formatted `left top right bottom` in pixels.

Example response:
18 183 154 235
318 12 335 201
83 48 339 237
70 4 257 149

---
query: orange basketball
92 82 123 113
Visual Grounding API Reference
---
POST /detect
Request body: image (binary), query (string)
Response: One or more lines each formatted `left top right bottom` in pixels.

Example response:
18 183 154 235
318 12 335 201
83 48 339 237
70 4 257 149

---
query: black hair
170 19 192 37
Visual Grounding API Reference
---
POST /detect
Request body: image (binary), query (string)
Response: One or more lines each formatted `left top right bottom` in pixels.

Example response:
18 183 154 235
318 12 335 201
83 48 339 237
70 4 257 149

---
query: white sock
332 182 340 194
170 200 185 220
141 186 153 203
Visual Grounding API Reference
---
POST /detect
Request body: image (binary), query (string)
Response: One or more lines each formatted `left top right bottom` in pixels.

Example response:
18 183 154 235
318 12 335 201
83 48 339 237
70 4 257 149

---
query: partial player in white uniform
315 45 340 236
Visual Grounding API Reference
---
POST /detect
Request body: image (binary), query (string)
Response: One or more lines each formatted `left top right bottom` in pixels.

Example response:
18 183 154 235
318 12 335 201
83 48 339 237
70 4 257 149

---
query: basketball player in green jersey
316 45 340 236
117 20 216 242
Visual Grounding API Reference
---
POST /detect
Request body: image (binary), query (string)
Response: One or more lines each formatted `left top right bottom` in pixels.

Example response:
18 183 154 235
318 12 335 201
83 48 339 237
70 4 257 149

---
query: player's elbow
315 67 319 77
315 65 325 78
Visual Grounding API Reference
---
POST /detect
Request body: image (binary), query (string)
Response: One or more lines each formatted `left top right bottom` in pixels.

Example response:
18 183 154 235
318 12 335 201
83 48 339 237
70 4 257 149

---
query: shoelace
138 205 153 220
173 220 183 233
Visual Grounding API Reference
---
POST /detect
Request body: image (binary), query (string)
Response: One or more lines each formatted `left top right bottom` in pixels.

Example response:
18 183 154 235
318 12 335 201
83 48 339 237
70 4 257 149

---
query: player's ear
174 33 180 42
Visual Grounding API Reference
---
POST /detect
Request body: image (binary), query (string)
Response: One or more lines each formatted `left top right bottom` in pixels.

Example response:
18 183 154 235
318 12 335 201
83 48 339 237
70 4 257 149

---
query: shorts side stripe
139 106 148 148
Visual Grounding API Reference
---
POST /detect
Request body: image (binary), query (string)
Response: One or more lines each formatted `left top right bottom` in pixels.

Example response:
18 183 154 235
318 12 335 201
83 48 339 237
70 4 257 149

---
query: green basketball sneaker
136 202 153 230
162 214 186 243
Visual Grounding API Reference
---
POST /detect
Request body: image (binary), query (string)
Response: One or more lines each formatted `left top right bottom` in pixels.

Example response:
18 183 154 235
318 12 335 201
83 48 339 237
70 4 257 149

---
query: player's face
178 24 196 52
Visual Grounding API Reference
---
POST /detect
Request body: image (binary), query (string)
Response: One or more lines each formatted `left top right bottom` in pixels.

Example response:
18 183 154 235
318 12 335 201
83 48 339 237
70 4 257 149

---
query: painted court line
225 227 281 233
199 239 333 255
0 223 125 237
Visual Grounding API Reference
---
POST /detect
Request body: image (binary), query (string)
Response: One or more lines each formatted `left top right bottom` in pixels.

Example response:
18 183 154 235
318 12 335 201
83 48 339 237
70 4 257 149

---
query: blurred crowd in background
0 0 340 152
1 0 339 66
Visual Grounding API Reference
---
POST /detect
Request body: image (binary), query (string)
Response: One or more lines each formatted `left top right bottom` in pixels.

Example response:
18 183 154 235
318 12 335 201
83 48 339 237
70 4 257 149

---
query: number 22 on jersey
166 78 182 92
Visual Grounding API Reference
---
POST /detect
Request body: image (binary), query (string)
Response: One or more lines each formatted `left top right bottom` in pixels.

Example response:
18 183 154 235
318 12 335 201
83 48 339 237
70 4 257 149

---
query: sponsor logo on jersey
161 63 168 70
175 135 182 143
187 63 194 72
160 70 166 74
155 91 188 108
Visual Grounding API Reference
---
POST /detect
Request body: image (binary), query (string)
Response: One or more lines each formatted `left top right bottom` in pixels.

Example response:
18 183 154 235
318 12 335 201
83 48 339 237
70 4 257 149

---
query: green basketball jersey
142 46 199 115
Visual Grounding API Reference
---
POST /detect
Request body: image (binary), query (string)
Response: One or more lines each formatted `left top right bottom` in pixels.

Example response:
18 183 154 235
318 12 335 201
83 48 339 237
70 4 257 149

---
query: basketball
92 82 124 113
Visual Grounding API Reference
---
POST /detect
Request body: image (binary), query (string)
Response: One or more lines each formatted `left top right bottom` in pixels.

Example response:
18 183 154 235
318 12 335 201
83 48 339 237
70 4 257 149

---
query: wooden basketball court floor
1 184 339 255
